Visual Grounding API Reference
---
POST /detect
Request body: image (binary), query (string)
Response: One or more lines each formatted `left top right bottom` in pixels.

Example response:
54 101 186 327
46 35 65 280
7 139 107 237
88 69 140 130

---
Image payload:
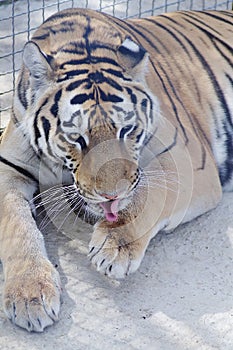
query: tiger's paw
3 258 61 332
88 223 147 279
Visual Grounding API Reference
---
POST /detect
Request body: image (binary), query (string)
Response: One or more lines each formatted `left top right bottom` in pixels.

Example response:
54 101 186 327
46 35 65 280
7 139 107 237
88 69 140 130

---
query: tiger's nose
100 193 118 200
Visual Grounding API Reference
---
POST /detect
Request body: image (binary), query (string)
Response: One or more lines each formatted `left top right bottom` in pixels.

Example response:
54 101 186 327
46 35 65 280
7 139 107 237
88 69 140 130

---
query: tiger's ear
117 37 149 81
23 41 52 87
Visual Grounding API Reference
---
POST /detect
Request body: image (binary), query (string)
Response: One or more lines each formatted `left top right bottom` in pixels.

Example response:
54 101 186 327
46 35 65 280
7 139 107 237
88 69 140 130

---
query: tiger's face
49 87 150 221
19 35 159 222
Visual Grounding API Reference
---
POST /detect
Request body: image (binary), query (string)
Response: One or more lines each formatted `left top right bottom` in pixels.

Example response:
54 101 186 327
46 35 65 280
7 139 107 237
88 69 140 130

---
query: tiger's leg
0 170 61 332
88 162 172 279
89 218 168 279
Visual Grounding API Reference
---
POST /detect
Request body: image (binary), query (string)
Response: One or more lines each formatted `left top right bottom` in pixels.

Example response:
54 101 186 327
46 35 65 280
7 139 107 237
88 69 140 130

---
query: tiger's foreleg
88 217 168 279
0 170 61 332
88 166 171 279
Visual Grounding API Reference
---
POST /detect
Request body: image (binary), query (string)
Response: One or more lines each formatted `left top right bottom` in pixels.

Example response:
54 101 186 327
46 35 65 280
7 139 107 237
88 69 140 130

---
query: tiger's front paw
3 258 61 332
88 223 147 279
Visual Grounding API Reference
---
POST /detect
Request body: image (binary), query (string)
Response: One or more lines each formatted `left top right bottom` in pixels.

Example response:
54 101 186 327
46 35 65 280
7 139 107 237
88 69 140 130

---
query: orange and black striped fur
0 8 232 332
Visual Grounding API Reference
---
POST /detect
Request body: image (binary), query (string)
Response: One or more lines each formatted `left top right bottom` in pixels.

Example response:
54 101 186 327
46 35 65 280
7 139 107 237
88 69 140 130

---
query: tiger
0 7 232 332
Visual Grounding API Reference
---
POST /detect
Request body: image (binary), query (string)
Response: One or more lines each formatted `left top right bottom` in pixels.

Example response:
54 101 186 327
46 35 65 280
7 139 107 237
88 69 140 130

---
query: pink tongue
100 199 119 222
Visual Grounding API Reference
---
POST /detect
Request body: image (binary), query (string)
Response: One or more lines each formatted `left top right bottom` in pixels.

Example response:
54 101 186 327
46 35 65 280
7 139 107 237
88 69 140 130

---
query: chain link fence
0 0 232 127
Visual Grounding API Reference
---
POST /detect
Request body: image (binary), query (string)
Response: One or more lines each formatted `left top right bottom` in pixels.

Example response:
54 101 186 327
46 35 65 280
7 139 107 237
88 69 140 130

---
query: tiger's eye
119 125 134 139
76 135 87 150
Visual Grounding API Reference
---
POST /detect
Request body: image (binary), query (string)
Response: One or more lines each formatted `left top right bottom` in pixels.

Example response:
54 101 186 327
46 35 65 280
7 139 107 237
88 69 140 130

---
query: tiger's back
109 10 233 190
130 11 233 189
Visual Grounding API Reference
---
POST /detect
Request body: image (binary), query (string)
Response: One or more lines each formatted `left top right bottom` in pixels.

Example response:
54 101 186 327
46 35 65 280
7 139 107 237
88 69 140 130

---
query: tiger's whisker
56 195 85 231
39 194 79 230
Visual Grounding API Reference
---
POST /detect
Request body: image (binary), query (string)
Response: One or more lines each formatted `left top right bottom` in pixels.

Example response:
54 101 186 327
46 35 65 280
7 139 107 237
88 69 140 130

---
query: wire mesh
0 0 232 127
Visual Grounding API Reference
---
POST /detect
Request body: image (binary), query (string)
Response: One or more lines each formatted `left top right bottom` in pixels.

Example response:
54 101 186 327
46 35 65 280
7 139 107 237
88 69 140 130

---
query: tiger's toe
88 226 145 279
3 260 61 332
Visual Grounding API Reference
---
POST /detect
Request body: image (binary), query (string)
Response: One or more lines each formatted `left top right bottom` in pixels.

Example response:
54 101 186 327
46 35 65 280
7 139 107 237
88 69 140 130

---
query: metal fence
0 0 232 126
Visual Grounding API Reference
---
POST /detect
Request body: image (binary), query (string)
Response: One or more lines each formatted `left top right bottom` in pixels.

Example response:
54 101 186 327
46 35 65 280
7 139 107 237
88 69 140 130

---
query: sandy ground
1 0 233 349
0 192 233 349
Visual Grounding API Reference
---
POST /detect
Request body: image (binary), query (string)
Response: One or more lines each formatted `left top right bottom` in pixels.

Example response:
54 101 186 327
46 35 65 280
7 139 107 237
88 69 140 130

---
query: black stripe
158 128 178 156
60 41 86 51
140 98 149 126
43 9 83 24
225 73 233 87
41 116 51 142
119 125 134 139
220 11 233 17
136 129 144 143
47 20 76 35
76 135 87 150
0 128 4 140
125 87 137 104
60 57 120 69
89 41 116 52
104 76 123 91
71 92 94 105
47 24 74 35
57 69 89 82
0 155 38 183
134 85 154 124
101 68 126 79
88 70 110 84
220 73 233 184
188 116 207 171
17 73 28 110
12 110 20 127
159 14 184 26
98 88 124 103
60 58 89 68
66 72 123 92
34 98 49 148
34 118 41 147
193 11 233 26
208 103 221 139
66 78 89 91
83 15 92 57
33 32 50 40
220 121 233 185
213 40 233 68
50 89 62 117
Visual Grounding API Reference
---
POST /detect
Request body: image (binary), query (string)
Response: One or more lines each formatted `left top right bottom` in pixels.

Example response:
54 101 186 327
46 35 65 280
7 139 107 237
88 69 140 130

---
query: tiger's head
17 24 159 223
